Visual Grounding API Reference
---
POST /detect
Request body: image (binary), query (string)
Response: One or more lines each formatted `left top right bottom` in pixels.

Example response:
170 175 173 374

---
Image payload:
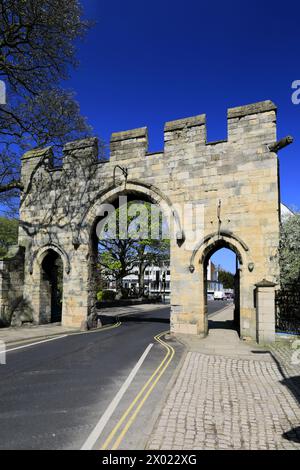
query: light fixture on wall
248 262 254 272
113 165 128 186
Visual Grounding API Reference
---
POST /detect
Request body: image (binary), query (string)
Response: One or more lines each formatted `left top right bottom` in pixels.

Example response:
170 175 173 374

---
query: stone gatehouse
0 100 284 343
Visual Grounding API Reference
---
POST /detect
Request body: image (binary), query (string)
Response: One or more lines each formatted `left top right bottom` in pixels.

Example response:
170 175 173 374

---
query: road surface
0 301 229 450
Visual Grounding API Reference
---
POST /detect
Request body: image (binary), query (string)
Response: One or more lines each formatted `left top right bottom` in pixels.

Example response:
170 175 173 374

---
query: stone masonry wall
13 100 280 340
0 246 25 326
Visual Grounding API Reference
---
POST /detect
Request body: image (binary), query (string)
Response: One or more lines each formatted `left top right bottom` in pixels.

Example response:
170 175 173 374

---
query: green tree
0 216 18 256
98 239 139 292
279 213 300 286
0 1 93 214
218 268 234 289
97 200 170 297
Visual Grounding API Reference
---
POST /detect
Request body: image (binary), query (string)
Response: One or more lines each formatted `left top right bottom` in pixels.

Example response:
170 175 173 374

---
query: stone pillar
170 239 207 337
255 279 276 344
62 244 90 328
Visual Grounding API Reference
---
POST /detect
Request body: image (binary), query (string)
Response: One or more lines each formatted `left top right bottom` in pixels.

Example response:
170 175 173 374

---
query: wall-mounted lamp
248 262 254 272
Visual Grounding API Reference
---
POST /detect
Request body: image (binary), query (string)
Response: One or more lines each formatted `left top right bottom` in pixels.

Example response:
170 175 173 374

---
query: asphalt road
0 301 228 450
207 299 232 315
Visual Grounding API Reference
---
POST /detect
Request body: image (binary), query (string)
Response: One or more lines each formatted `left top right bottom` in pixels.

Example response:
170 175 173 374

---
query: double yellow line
101 330 175 450
91 321 122 333
73 320 122 337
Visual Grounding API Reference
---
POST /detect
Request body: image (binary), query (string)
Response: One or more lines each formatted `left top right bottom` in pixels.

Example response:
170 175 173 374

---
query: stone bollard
255 279 276 344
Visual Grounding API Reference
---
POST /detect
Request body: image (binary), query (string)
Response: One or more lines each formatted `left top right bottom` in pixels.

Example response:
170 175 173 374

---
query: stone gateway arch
0 100 290 343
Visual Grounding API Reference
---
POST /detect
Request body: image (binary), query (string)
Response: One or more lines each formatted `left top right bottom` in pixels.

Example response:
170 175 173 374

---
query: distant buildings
104 259 225 299
113 203 293 298
280 202 295 219
206 260 225 299
122 264 170 298
207 259 223 293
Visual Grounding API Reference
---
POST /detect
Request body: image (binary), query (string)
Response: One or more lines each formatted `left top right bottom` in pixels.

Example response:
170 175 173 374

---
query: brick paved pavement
148 307 300 450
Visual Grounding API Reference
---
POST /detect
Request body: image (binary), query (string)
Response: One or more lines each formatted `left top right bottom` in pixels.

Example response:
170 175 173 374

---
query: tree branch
0 179 23 193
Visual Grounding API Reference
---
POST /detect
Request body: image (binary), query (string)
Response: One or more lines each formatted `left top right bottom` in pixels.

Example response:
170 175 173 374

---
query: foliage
218 268 234 289
279 213 300 286
98 239 138 288
96 290 103 302
0 216 18 256
0 0 93 214
96 289 116 302
97 200 170 295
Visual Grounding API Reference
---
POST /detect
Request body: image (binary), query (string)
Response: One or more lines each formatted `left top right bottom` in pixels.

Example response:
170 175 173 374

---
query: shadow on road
98 315 119 326
208 319 236 330
98 312 170 326
119 314 170 324
208 302 237 331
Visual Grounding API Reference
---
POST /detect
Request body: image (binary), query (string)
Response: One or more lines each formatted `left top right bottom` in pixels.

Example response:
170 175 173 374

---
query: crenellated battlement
63 137 98 169
107 100 277 164
20 100 277 182
227 100 276 119
110 127 148 162
227 100 277 144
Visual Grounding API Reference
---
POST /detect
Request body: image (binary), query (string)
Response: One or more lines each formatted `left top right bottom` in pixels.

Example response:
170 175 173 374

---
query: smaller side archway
192 232 251 338
29 244 70 276
202 240 242 334
37 248 64 324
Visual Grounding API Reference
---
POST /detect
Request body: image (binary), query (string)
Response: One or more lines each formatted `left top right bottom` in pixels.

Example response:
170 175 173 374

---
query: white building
206 259 224 297
120 259 222 299
280 202 295 219
122 265 171 298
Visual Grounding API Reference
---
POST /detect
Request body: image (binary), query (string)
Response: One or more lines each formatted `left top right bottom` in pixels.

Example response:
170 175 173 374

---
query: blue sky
211 249 236 274
66 0 299 272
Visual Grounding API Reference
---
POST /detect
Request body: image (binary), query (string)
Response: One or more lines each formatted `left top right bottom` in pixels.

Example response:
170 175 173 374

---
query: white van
214 291 225 300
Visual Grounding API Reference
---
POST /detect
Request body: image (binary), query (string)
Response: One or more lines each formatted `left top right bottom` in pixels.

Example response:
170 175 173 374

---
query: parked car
214 291 225 300
225 292 233 300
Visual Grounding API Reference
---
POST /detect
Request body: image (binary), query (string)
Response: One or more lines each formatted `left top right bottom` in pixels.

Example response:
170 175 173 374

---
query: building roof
280 203 295 218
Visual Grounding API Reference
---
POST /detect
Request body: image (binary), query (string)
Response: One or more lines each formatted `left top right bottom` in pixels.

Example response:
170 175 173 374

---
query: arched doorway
192 232 249 338
39 249 63 324
87 189 172 324
204 245 240 334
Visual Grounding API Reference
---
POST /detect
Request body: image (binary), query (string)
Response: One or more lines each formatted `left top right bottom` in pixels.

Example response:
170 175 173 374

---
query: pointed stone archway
187 231 255 339
27 247 64 324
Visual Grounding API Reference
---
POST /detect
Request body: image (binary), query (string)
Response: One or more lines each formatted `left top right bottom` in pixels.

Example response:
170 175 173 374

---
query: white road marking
6 335 68 353
81 342 154 450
